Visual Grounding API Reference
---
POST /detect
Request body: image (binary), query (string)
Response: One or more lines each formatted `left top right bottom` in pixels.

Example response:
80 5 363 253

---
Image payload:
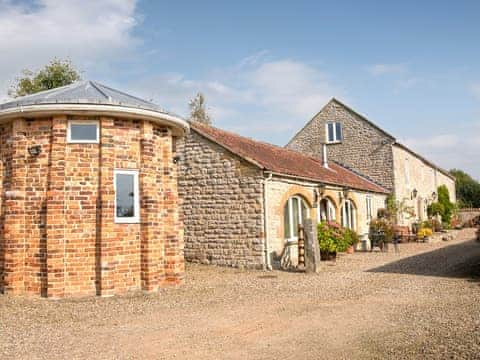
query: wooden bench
394 225 417 243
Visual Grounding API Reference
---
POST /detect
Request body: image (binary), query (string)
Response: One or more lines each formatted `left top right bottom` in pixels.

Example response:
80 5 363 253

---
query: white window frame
67 120 100 144
114 169 140 224
325 122 342 143
317 198 336 223
284 196 309 242
366 196 373 221
341 199 356 230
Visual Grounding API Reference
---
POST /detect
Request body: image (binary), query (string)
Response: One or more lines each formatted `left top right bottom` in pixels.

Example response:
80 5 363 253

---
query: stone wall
265 177 387 264
0 116 183 298
392 145 456 225
177 131 265 269
287 100 395 191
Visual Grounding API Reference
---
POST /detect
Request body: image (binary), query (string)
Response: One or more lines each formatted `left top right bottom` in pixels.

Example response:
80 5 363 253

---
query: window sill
326 141 342 145
114 218 140 224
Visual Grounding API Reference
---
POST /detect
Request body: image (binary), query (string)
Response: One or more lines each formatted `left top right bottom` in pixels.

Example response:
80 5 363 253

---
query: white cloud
403 133 480 179
129 57 341 140
368 63 408 76
404 134 459 150
0 0 140 97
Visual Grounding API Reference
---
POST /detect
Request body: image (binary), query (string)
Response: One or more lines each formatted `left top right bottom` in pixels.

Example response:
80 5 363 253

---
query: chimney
322 143 329 168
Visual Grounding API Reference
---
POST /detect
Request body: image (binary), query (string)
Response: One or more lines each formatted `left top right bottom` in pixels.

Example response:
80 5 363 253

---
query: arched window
341 199 356 230
317 198 336 222
284 195 309 242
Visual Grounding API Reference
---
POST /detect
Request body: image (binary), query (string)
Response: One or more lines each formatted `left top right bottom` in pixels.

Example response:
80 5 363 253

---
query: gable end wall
287 101 395 191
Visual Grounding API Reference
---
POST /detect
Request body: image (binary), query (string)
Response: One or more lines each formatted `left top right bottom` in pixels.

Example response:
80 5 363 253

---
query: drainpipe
263 173 273 270
322 143 329 169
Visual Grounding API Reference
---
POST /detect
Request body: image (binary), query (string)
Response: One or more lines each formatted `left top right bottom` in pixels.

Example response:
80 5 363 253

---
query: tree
450 169 480 208
189 93 211 125
9 58 81 98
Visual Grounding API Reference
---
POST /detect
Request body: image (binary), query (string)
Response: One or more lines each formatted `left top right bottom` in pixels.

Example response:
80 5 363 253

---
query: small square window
114 170 140 223
67 120 99 143
326 122 342 143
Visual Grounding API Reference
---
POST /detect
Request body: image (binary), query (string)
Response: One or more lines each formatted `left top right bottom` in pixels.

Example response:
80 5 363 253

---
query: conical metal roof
0 80 188 134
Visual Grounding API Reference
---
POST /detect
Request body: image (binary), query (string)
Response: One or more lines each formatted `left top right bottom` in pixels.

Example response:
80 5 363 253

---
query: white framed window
317 198 336 222
366 196 373 220
326 122 342 143
341 199 356 230
114 169 140 224
284 196 309 242
67 120 99 143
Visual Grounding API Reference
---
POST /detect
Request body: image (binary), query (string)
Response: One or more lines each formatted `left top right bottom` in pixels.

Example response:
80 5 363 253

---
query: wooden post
297 224 305 269
304 219 321 273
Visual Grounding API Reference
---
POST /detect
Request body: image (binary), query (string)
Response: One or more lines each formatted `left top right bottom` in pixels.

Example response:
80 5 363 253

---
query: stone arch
277 185 315 242
318 195 338 222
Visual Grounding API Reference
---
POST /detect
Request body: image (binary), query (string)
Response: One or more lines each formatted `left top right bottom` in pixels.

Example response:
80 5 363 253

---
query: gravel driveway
1 229 479 359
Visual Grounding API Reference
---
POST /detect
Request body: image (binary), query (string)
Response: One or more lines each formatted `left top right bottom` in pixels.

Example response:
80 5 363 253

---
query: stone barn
0 81 188 298
178 122 388 270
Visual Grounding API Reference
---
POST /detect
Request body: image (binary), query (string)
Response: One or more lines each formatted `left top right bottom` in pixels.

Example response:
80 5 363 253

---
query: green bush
428 185 455 225
317 221 359 253
369 218 394 243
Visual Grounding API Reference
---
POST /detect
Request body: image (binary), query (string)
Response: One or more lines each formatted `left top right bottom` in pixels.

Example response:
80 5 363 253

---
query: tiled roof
191 122 389 194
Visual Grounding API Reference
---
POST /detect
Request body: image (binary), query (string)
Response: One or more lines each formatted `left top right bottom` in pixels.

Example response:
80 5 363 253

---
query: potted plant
369 218 394 252
417 227 433 242
344 228 359 254
318 221 343 261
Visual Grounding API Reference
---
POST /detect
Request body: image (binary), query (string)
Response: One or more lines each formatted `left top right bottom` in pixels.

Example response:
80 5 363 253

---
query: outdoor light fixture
411 188 418 200
432 191 437 200
28 145 41 157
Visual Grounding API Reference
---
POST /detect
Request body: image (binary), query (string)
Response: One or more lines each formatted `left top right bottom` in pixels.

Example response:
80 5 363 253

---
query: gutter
262 173 273 270
0 104 190 136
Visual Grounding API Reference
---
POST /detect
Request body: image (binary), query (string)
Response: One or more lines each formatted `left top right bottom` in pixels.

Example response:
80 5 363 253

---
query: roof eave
0 103 189 136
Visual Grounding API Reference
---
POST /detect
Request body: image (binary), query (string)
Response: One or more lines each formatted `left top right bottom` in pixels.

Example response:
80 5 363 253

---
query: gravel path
1 229 479 359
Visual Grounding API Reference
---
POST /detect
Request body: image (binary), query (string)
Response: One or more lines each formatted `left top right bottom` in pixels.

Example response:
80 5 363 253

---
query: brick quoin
0 115 185 298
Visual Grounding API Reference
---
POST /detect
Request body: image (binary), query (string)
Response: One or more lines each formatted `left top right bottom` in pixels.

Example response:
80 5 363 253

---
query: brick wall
287 100 395 191
0 116 183 297
177 130 265 269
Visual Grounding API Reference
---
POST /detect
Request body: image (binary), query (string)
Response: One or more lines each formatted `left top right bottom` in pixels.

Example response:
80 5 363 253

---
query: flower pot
346 245 354 254
320 251 337 261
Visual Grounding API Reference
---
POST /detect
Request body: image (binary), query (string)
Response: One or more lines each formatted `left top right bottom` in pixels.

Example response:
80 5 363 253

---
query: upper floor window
67 120 99 143
326 122 342 143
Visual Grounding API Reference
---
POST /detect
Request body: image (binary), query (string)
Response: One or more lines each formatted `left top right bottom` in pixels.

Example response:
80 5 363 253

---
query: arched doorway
341 199 357 230
284 195 310 242
317 197 336 222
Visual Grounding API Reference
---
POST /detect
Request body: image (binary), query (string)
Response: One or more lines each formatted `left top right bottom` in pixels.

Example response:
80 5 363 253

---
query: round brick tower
0 81 189 298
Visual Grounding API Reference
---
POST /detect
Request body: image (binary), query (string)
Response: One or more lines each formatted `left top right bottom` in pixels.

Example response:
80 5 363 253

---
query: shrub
369 218 394 243
317 221 359 253
317 221 343 254
428 185 455 225
417 228 433 238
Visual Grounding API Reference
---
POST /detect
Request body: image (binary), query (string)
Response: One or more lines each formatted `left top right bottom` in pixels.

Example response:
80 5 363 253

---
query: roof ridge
0 80 85 105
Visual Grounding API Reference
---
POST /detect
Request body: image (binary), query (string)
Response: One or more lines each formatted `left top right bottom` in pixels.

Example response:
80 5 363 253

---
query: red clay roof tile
191 122 389 194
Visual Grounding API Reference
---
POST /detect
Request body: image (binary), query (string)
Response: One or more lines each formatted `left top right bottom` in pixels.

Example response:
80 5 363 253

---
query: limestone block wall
287 100 395 191
392 145 456 225
177 131 265 269
265 178 387 263
0 116 183 298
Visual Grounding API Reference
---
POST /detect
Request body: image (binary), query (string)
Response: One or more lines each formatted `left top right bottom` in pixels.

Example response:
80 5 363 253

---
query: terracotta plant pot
346 245 354 254
320 251 337 261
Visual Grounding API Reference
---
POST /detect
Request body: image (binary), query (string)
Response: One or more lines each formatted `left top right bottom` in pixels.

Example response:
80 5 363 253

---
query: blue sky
1 0 479 178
